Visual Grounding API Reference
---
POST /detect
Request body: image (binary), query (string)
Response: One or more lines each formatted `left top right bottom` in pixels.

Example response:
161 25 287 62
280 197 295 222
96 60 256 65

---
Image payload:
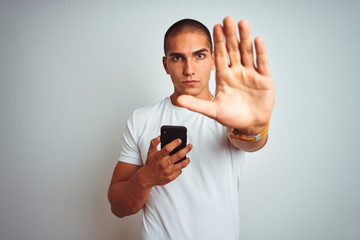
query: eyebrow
168 48 209 57
193 48 209 55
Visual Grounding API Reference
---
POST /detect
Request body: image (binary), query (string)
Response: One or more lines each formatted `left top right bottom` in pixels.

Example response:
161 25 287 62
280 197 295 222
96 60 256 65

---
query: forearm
226 126 268 152
108 167 152 218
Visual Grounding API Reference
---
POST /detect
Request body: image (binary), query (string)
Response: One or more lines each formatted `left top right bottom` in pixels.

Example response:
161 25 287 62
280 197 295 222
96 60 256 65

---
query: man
108 16 274 239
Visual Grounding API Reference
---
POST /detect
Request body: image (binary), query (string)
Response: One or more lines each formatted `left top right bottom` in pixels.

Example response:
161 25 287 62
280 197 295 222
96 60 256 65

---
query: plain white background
0 0 359 239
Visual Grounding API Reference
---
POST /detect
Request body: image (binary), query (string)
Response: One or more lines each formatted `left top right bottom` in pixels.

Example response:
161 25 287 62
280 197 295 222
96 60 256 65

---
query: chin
181 89 201 96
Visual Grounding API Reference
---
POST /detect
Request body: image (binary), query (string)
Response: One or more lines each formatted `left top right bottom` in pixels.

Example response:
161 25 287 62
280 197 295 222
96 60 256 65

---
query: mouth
182 80 199 85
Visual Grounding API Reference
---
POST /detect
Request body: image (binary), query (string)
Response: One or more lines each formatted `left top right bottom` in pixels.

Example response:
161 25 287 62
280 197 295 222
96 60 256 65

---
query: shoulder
132 97 168 118
127 97 169 129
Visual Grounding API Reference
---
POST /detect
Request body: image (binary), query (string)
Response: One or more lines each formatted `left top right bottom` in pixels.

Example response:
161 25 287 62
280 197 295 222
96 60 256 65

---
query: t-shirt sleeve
118 112 144 166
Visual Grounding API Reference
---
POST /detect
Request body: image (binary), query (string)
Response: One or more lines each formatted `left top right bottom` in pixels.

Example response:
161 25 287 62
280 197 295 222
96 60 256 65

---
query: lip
182 80 199 85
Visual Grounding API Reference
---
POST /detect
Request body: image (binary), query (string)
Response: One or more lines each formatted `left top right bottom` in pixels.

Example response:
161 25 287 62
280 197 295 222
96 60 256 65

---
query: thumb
177 95 216 119
148 136 160 154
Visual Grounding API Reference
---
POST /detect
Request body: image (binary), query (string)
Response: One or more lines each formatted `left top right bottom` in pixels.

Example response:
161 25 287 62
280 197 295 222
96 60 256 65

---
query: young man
108 16 274 239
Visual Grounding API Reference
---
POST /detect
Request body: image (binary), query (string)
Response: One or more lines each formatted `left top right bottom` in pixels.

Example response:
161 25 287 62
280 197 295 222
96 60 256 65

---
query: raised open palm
178 17 274 134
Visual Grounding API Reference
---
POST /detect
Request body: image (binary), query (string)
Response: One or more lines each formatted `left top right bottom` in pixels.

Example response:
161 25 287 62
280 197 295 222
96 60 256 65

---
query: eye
196 53 205 59
172 56 183 61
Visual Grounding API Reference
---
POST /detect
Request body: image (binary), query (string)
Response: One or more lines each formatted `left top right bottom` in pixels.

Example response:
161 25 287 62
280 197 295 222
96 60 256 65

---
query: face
163 32 214 100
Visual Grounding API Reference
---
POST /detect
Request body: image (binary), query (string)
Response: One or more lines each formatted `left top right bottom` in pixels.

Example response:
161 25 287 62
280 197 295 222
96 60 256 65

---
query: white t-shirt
119 97 245 240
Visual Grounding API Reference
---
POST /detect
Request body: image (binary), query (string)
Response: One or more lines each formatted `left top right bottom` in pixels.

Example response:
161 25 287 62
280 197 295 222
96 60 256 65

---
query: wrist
231 123 269 142
135 167 154 189
234 122 269 135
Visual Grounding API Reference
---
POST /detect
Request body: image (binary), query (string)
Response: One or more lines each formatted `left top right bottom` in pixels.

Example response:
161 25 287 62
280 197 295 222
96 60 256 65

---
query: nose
183 59 195 76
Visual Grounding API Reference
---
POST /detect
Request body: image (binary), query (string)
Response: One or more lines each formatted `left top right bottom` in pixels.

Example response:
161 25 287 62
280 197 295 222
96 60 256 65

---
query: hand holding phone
142 133 191 187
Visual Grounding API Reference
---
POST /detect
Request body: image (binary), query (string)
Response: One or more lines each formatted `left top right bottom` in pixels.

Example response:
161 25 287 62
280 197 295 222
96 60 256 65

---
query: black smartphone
160 125 187 163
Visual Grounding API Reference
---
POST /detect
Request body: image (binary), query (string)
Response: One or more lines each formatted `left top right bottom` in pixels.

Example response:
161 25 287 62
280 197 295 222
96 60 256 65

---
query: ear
162 56 169 74
211 52 215 70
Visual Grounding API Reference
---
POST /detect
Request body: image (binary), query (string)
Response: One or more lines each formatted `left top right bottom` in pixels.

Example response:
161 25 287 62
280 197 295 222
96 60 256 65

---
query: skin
108 137 192 218
108 16 275 218
177 17 274 136
162 32 214 104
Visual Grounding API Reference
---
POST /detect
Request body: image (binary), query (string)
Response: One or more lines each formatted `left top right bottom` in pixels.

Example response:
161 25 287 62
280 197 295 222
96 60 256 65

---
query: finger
238 20 255 68
159 138 182 158
223 16 241 68
254 37 271 76
170 143 193 164
173 158 190 169
163 159 190 183
148 136 160 154
213 24 229 71
177 95 217 119
166 169 183 183
176 158 190 168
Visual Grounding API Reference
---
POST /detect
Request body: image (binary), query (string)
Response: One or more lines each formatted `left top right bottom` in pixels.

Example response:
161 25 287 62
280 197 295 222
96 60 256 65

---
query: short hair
164 19 212 55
